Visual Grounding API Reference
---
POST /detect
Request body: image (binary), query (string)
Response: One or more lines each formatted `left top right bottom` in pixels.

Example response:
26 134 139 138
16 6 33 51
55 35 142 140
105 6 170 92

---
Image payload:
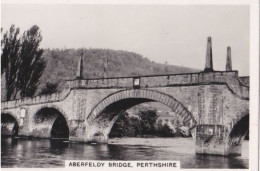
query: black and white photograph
1 0 259 170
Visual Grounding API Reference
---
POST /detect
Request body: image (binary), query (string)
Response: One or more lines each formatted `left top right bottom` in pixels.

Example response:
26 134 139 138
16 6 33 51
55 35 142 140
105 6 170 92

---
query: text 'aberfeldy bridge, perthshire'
1 37 249 156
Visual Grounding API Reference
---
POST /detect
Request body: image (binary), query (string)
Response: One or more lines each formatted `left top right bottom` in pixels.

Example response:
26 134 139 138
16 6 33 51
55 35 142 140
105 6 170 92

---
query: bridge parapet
198 71 249 99
239 76 249 86
1 88 70 109
67 77 134 89
1 71 249 109
139 73 199 87
67 71 248 99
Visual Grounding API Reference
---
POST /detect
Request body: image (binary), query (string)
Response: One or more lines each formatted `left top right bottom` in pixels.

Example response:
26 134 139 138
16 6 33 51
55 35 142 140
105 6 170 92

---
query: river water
1 137 248 168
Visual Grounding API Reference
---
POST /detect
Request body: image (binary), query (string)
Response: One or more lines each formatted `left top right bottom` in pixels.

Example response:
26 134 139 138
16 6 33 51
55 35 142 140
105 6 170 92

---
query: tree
1 25 46 100
138 109 158 135
18 25 46 98
157 123 175 137
109 112 141 138
1 25 21 100
39 82 58 95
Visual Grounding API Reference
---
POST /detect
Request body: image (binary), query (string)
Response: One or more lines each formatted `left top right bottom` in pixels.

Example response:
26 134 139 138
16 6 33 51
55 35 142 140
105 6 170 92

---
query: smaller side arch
1 110 20 125
32 107 70 139
32 104 70 126
228 113 249 146
225 112 249 156
1 113 19 137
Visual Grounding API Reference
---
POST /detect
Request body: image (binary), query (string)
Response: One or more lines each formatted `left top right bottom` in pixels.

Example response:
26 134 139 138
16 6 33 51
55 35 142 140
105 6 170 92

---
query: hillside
39 48 199 90
1 48 200 100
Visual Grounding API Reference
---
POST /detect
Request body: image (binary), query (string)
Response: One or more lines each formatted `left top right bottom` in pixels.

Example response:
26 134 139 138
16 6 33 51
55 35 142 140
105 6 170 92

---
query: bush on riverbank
109 110 191 138
109 113 141 137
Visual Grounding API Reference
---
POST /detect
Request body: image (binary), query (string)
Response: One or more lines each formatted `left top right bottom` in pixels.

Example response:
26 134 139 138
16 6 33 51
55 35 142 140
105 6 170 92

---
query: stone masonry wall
1 71 249 143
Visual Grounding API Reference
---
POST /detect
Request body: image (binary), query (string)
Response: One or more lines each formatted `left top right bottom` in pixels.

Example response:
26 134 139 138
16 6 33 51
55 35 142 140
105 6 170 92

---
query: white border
249 1 259 171
0 0 257 5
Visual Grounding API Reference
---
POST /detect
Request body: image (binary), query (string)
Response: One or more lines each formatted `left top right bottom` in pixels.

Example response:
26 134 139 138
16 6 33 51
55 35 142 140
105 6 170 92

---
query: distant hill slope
1 48 200 100
39 48 200 90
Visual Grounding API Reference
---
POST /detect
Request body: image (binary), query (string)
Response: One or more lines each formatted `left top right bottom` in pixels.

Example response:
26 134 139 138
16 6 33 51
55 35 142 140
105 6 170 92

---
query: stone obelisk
103 57 108 78
76 51 84 79
204 37 214 72
226 46 232 71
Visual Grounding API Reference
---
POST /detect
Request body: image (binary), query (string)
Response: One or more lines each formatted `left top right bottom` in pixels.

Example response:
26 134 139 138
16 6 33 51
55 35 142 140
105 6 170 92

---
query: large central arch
86 89 197 143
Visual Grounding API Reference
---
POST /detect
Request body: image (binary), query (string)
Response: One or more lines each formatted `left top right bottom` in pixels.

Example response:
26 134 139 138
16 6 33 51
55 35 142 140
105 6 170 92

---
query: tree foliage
109 108 192 138
110 112 141 137
1 25 21 100
138 109 158 135
1 25 46 100
156 123 175 137
39 82 58 95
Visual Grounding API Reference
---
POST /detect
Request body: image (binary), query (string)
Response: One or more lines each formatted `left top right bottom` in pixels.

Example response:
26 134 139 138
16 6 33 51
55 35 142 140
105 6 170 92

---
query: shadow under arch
86 89 197 143
227 114 249 156
1 113 19 137
33 107 69 139
228 114 249 145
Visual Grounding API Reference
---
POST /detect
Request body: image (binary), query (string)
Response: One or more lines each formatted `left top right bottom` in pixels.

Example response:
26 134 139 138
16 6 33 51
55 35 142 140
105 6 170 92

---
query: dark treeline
109 109 191 138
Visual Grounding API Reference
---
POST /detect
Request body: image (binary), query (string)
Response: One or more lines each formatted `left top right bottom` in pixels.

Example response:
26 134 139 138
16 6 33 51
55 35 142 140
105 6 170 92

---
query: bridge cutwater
1 37 249 156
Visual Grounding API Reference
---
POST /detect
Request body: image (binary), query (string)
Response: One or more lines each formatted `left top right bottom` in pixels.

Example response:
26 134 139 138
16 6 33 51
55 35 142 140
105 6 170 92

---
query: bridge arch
32 107 69 139
228 110 249 146
32 104 70 124
86 89 197 142
1 112 19 137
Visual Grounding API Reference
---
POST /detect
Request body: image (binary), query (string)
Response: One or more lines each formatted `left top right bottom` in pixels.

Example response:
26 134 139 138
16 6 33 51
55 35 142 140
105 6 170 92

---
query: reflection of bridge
1 37 249 156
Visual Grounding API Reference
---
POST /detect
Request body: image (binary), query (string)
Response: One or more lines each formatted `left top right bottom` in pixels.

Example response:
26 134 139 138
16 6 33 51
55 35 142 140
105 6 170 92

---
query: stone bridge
1 37 249 156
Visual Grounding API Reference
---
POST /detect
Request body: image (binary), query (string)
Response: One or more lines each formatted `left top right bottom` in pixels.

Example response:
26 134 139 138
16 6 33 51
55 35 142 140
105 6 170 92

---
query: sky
1 4 250 76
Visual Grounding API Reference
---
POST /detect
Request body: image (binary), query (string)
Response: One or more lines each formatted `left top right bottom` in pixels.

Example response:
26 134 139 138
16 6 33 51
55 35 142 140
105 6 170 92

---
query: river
1 137 248 168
